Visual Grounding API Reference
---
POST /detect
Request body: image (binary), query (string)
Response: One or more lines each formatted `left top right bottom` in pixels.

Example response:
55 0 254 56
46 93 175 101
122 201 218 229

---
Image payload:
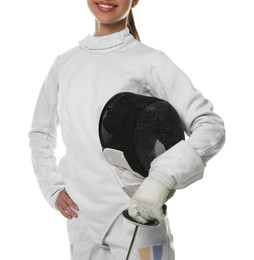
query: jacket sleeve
28 55 65 208
144 51 226 189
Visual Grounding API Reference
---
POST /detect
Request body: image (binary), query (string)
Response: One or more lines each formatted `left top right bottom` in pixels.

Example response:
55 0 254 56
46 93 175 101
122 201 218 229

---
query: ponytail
127 9 140 41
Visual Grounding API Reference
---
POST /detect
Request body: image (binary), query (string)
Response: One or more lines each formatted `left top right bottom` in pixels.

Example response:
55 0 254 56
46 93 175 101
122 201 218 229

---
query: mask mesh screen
133 100 185 174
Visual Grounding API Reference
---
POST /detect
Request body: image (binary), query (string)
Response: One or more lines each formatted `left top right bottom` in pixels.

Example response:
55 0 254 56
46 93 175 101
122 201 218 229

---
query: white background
1 0 253 259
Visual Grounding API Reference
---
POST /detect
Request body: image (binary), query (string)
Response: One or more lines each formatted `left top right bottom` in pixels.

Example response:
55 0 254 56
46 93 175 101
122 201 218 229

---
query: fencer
29 27 226 260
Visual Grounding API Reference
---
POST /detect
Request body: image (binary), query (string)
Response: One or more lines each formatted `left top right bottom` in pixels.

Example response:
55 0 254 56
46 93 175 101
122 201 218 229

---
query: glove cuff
148 171 175 190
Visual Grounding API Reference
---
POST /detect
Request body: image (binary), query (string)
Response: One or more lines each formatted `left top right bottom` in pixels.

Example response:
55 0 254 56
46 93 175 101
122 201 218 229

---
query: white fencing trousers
67 213 175 260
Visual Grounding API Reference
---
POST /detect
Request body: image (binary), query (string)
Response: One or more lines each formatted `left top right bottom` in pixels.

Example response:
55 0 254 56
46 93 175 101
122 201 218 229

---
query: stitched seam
58 49 81 80
80 37 136 55
199 132 225 157
46 100 58 172
142 50 159 90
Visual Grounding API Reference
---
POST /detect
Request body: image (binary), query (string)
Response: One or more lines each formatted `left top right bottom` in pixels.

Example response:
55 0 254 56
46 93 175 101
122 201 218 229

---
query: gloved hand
128 172 175 224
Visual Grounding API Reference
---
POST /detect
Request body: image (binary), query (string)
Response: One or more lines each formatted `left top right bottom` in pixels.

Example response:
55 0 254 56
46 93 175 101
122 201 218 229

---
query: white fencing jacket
28 27 225 244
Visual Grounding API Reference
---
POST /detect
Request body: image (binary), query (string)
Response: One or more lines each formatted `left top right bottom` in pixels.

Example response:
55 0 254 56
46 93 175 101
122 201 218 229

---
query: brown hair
127 9 140 41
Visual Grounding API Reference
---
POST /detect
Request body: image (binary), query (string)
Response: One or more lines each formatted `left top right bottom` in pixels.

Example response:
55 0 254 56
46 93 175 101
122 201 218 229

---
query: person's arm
28 55 65 208
129 51 225 223
147 50 225 188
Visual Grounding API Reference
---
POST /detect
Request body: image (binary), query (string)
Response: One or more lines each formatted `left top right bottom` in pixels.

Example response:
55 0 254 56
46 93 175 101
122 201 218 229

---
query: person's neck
95 20 127 36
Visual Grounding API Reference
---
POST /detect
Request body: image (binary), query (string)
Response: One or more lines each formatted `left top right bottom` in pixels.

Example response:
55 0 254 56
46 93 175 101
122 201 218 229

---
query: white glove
128 172 175 224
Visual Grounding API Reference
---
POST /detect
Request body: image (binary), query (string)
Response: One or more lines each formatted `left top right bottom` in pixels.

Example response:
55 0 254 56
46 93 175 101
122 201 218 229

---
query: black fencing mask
99 92 185 182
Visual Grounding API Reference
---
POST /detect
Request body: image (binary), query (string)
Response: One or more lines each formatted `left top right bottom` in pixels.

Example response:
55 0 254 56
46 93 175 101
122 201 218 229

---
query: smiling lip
96 1 117 12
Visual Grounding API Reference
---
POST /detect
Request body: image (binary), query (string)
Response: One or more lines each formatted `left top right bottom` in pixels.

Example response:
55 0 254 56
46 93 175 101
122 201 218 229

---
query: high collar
79 27 134 54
